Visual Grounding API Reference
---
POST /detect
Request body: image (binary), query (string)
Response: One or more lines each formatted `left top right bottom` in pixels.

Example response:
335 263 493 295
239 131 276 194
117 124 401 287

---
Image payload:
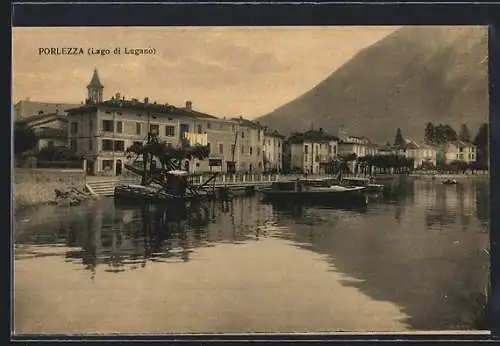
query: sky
12 26 398 119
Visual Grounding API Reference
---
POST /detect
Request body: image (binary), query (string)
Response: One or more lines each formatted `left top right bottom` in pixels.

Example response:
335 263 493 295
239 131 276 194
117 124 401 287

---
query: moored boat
261 180 368 208
340 176 385 193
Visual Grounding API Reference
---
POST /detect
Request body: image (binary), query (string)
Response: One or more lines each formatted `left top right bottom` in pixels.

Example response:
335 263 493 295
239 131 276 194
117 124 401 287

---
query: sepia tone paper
12 26 490 335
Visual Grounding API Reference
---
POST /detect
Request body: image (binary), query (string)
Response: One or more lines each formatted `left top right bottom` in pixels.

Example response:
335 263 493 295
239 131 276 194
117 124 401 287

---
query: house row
285 129 477 173
18 70 285 176
14 69 477 176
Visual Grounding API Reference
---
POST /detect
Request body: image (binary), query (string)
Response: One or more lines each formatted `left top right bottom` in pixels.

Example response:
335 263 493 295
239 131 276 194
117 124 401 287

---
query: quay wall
14 168 86 210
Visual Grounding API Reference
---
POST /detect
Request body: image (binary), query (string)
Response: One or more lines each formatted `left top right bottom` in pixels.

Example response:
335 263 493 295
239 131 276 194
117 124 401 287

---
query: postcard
12 26 490 335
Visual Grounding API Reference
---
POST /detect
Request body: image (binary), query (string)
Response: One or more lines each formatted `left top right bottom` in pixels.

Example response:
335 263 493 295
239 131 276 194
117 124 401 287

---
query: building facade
338 135 376 158
289 129 338 174
400 140 437 169
66 70 271 175
263 129 285 172
438 141 477 165
16 113 68 150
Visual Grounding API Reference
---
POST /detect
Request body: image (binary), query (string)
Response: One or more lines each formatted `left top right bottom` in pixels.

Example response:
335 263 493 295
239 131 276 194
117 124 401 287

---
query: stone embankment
14 168 96 210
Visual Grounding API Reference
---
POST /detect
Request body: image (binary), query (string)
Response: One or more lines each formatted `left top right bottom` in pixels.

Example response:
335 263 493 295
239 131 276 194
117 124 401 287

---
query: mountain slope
257 26 488 143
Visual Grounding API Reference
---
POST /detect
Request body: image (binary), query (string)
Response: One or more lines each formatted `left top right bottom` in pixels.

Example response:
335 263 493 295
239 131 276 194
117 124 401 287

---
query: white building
438 141 477 165
338 135 376 158
66 70 272 175
400 139 437 169
263 128 285 172
289 129 338 174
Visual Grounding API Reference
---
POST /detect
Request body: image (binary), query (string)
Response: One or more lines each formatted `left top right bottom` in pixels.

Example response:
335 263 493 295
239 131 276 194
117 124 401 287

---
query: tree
473 123 489 167
459 124 471 142
14 123 38 157
424 122 435 144
443 125 458 142
394 128 405 148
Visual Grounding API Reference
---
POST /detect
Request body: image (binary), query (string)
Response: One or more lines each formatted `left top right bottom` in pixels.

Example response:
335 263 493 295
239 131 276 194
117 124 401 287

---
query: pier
86 173 286 197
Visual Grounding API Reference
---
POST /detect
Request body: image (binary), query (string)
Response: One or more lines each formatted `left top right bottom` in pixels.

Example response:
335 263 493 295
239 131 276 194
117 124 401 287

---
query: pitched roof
231 117 261 129
289 129 338 143
15 112 68 126
264 128 285 138
66 98 218 119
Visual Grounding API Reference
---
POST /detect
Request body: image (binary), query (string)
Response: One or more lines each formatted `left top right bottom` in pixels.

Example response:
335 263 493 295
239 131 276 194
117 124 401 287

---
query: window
219 143 224 155
207 142 211 152
241 131 245 139
136 123 142 135
231 144 235 154
48 141 54 149
198 125 203 134
102 139 124 152
102 139 114 151
116 121 123 134
70 122 78 135
102 160 113 171
304 145 309 154
88 139 93 151
102 120 113 132
150 124 159 134
257 148 260 156
250 147 253 155
207 122 212 129
165 125 175 137
114 140 125 152
70 139 77 152
268 139 271 145
167 142 173 148
89 120 93 132
241 146 245 154
257 131 261 141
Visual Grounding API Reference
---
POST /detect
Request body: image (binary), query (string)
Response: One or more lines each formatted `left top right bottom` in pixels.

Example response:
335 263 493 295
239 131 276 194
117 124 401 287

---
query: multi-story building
66 70 271 176
263 128 285 172
288 129 338 174
437 141 477 165
400 139 437 169
15 112 68 150
338 134 376 158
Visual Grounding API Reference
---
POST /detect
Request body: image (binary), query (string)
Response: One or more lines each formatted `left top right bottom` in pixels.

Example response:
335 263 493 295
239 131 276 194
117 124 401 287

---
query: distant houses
14 69 483 175
288 128 338 174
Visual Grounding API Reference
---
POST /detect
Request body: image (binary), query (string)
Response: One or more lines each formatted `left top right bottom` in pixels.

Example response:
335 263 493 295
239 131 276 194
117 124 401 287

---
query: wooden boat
340 176 385 193
261 180 368 207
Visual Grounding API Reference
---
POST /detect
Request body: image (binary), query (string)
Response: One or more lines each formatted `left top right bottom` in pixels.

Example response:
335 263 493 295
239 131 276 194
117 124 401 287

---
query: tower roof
87 69 103 88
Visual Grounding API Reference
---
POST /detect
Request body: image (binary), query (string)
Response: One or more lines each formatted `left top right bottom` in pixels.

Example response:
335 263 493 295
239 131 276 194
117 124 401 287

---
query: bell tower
87 69 104 103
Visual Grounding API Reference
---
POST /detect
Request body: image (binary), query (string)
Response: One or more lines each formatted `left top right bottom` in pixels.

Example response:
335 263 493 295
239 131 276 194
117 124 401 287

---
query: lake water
13 177 490 334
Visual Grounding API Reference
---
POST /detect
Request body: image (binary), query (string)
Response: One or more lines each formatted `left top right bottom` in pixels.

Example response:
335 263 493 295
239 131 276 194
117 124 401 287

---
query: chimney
185 100 192 111
115 92 121 100
144 97 149 104
319 127 323 133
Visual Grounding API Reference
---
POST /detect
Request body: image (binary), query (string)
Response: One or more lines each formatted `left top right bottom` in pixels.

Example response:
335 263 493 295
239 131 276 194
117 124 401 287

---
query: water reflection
14 177 490 332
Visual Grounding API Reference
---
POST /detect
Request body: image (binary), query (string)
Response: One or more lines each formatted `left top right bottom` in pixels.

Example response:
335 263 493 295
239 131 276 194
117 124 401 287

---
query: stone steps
86 179 120 197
